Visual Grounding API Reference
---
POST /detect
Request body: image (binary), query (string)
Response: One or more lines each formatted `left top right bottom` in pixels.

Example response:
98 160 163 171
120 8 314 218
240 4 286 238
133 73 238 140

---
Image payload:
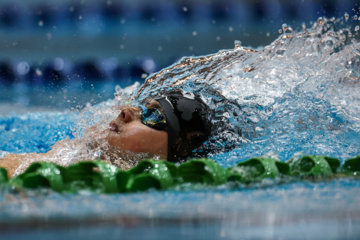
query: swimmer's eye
141 108 167 131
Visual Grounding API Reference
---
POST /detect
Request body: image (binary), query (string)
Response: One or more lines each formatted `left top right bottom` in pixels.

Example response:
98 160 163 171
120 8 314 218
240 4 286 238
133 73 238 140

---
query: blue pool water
1 179 360 239
1 1 360 239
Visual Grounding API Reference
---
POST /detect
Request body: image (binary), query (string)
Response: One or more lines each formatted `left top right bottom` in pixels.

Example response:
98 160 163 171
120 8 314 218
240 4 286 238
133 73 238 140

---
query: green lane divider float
228 157 290 184
62 161 122 193
0 155 359 193
177 158 228 185
343 155 360 175
0 167 9 185
288 155 340 178
9 162 65 191
127 160 176 191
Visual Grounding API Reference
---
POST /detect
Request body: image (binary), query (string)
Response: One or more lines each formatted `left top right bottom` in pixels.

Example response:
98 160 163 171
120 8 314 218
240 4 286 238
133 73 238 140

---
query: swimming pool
1 0 360 239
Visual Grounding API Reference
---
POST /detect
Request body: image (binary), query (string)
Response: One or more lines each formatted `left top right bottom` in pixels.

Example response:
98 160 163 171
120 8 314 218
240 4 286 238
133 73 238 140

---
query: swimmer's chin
80 128 115 150
82 125 129 153
101 129 121 145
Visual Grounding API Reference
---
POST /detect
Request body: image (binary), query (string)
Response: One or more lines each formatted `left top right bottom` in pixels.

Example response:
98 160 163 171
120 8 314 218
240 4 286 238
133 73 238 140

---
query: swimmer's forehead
141 98 162 109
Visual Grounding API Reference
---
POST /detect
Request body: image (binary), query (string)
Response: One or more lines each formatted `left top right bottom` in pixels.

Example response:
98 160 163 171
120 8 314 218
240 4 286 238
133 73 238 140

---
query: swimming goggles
141 108 167 130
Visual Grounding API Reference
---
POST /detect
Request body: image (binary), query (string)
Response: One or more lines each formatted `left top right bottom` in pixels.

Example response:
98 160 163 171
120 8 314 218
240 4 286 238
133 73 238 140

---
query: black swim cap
155 90 212 162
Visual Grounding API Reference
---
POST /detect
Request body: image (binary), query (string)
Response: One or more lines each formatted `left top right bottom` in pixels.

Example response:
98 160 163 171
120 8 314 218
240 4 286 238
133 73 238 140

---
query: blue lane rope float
0 58 159 84
0 155 359 193
0 1 342 31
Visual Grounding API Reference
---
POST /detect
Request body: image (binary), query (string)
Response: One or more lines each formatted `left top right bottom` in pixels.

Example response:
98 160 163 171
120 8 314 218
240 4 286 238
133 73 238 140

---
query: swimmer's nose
118 106 142 123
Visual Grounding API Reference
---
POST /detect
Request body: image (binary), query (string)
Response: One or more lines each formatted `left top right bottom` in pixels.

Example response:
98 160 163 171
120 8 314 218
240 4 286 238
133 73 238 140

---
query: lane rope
0 155 359 193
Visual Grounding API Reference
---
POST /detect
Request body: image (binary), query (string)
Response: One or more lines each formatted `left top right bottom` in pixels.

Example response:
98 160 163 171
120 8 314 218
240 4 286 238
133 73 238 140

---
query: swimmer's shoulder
0 153 23 177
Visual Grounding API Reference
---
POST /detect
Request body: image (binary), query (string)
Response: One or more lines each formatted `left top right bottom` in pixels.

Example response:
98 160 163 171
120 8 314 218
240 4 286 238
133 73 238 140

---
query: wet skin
104 101 168 159
0 101 168 177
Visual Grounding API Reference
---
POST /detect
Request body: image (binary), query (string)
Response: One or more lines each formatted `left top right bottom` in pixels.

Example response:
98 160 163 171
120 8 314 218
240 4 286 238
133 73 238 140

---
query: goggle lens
141 108 166 130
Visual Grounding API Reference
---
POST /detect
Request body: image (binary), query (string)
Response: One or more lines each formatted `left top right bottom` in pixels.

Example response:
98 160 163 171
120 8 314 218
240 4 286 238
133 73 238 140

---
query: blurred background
0 0 358 112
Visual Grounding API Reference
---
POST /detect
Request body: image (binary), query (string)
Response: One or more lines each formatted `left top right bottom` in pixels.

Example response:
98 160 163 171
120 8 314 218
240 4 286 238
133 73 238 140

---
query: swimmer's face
104 100 168 159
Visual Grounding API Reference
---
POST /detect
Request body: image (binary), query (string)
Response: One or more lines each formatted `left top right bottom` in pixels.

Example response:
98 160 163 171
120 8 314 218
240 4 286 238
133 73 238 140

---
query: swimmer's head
105 90 212 163
142 90 212 162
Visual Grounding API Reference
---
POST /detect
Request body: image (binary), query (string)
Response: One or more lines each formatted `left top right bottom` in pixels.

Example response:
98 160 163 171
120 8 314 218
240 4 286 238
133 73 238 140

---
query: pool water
1 179 360 239
1 8 360 240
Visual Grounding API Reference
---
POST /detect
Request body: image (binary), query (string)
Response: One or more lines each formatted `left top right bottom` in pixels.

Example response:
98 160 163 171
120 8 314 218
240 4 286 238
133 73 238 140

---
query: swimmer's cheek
83 125 108 138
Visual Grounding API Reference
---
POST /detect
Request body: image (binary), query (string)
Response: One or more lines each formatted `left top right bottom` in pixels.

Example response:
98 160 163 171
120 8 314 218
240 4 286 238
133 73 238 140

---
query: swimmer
0 90 212 177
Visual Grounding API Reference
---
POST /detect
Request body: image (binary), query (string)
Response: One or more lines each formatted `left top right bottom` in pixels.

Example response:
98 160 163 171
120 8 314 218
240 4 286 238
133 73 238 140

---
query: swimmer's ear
186 131 205 139
173 131 207 159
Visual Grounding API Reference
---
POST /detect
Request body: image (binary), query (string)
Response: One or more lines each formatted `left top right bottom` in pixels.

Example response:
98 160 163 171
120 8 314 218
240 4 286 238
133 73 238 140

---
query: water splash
1 17 359 169
282 23 288 33
234 40 242 49
0 83 145 176
1 16 360 235
134 17 360 165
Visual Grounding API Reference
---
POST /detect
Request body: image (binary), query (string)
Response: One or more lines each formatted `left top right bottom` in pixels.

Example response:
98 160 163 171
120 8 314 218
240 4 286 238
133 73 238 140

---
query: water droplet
35 68 42 76
234 40 241 49
38 20 44 27
183 7 188 12
79 15 82 20
266 32 270 37
355 25 360 32
276 49 286 56
325 40 333 46
216 36 221 41
142 59 156 73
344 13 349 21
192 31 197 36
17 61 30 75
54 58 65 71
302 22 306 30
115 85 121 92
229 26 233 32
282 23 288 32
243 66 254 72
317 17 323 26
